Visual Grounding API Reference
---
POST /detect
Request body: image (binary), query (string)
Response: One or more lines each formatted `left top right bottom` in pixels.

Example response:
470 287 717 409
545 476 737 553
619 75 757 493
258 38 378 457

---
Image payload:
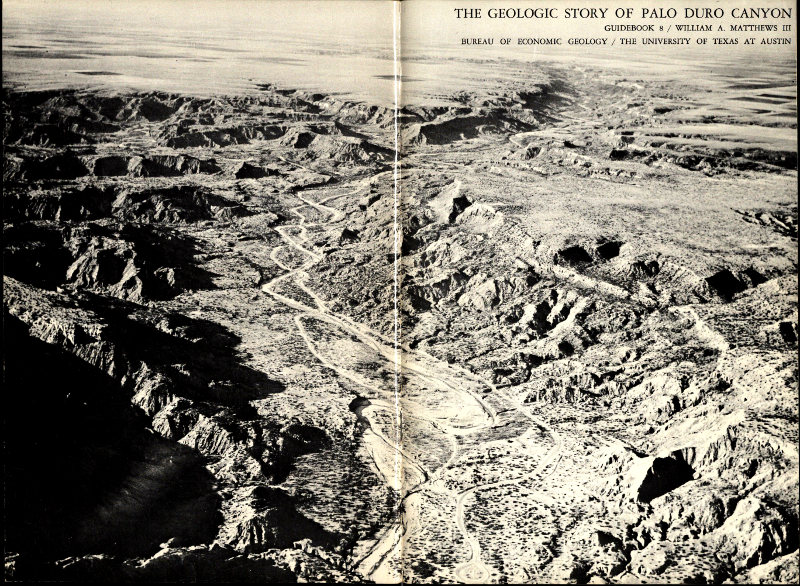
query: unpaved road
260 174 562 583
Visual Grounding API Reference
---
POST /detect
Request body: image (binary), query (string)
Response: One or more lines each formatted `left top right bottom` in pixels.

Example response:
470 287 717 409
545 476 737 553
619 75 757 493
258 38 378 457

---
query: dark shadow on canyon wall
3 312 222 560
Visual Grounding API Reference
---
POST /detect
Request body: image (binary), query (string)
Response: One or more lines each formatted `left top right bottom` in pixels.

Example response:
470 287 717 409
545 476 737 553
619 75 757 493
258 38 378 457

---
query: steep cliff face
4 275 331 474
4 272 356 580
4 311 221 560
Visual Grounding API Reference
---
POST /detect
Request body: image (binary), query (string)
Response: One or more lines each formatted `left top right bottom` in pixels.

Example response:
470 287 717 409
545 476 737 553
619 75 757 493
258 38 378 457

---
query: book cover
3 0 797 582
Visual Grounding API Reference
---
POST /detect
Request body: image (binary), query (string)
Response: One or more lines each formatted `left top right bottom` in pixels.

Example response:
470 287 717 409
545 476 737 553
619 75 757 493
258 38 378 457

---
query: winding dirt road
260 173 561 583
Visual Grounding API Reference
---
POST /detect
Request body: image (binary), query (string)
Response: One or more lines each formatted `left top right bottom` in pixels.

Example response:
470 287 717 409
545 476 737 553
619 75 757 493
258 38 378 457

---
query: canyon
3 51 798 583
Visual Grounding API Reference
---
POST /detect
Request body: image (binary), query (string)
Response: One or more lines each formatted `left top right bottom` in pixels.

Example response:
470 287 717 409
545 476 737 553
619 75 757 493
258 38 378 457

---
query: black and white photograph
3 0 798 582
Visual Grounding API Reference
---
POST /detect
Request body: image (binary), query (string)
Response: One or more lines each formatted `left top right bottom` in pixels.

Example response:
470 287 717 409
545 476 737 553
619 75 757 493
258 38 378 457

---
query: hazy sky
3 0 397 100
2 0 796 100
